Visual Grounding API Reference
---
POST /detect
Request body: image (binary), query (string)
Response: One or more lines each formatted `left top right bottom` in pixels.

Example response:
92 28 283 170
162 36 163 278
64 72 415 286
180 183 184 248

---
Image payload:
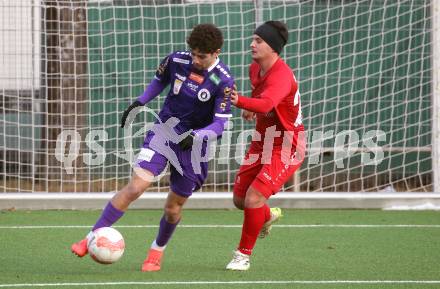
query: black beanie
254 21 287 54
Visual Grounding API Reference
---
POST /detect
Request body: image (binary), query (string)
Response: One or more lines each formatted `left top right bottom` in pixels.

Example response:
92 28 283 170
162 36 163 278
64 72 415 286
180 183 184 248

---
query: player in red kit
226 20 306 270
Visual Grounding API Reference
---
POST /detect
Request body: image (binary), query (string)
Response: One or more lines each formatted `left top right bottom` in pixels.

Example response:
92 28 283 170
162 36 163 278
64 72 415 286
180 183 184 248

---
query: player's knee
244 197 263 208
123 184 145 202
244 189 266 208
164 204 182 223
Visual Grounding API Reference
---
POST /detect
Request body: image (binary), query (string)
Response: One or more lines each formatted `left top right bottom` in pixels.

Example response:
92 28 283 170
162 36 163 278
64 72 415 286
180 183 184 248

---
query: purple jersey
135 51 235 197
150 51 234 135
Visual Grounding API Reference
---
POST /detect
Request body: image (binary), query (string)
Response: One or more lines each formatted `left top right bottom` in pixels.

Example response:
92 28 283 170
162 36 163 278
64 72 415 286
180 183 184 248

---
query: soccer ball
87 227 125 264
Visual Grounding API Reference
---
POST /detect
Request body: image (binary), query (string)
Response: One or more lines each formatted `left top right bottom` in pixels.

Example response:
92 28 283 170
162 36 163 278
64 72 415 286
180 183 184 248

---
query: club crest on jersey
173 79 183 95
197 88 211 102
189 72 204 84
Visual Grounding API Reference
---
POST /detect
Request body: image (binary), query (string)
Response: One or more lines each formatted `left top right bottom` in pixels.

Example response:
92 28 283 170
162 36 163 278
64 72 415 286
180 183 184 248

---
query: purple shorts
136 131 209 198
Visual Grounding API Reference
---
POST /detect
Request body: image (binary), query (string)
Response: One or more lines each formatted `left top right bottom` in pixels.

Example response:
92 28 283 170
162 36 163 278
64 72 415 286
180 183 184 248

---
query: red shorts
233 136 305 199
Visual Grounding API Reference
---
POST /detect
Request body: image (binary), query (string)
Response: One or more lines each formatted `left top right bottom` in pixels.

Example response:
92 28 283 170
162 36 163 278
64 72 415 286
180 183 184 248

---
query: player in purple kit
71 23 234 272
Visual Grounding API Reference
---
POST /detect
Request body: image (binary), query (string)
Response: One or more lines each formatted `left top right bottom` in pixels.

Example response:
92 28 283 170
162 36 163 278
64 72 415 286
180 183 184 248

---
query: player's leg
142 191 188 272
71 168 155 257
226 155 268 270
142 161 200 272
228 141 306 267
232 150 263 210
259 135 306 238
71 141 168 258
97 167 155 225
226 184 271 271
233 195 245 210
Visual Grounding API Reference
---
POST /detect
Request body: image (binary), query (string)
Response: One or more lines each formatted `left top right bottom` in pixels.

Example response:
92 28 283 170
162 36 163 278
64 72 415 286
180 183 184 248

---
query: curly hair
187 23 224 53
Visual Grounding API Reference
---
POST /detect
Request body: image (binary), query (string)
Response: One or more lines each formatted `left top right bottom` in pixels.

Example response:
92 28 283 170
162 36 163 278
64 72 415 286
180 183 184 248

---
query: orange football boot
141 248 163 272
71 238 88 257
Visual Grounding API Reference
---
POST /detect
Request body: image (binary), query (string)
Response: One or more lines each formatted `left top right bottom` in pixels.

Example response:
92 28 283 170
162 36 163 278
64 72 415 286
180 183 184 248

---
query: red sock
263 204 271 222
238 204 271 255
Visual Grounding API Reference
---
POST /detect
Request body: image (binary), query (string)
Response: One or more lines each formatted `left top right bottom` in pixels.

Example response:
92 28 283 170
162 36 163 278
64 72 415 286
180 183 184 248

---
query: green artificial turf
0 209 439 289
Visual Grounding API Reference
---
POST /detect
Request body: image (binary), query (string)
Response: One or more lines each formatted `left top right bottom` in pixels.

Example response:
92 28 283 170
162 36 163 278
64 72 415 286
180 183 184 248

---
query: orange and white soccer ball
87 227 125 264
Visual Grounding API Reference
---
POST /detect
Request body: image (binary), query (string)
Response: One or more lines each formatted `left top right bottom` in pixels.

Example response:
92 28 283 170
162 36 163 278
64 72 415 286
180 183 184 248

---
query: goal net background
0 0 436 193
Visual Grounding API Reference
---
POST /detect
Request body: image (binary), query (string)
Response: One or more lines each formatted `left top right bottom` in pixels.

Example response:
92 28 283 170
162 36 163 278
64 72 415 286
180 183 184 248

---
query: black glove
120 100 143 128
179 132 195 150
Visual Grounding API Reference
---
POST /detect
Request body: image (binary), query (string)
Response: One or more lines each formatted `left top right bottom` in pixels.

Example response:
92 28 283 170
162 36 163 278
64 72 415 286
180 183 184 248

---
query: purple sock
155 215 180 247
92 202 124 231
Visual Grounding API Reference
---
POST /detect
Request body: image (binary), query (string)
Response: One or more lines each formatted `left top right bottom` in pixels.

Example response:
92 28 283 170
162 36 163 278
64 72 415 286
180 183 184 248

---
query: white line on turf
0 280 440 287
0 224 440 229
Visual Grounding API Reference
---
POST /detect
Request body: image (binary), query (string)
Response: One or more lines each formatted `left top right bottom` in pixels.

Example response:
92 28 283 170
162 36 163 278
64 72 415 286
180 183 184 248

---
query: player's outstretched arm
120 77 168 128
120 100 143 128
230 87 255 120
231 89 274 114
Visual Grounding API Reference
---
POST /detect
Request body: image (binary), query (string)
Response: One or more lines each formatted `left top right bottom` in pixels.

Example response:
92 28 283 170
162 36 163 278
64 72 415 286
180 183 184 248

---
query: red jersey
236 58 304 148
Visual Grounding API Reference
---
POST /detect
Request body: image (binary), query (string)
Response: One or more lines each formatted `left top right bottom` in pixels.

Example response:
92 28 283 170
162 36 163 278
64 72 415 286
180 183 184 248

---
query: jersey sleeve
236 70 292 113
214 79 234 119
136 78 167 105
136 53 173 105
154 53 172 85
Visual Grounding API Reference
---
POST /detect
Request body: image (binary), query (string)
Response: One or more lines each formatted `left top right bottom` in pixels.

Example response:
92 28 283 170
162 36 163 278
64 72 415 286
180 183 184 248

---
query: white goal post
431 0 440 193
0 0 439 210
